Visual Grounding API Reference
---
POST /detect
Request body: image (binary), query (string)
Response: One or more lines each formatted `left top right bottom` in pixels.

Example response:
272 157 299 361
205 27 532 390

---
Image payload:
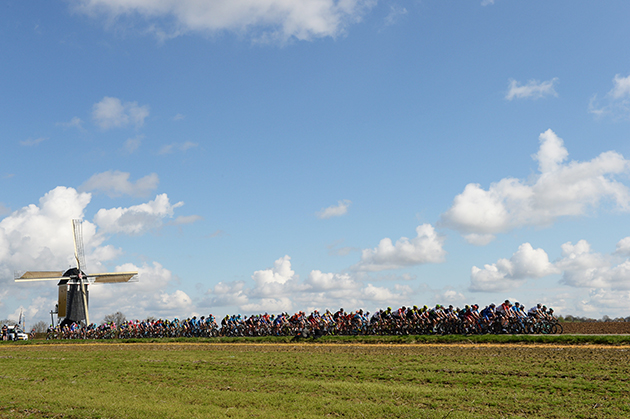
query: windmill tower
15 219 138 326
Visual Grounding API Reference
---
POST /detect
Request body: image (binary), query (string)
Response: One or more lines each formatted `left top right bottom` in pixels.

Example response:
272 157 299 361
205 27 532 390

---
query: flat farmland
1 341 629 419
562 322 630 334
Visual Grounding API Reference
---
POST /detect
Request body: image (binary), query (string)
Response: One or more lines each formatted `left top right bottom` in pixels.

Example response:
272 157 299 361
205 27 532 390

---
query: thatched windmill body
15 219 137 326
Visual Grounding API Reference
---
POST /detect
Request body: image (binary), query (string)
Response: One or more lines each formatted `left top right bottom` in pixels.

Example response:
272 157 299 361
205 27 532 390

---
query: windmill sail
15 271 67 281
72 219 90 325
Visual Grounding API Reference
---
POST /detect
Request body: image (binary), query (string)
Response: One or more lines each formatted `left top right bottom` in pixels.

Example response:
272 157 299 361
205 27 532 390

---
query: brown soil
561 321 630 334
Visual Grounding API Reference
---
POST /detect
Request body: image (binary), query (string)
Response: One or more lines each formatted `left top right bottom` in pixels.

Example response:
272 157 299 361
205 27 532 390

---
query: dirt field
561 321 630 334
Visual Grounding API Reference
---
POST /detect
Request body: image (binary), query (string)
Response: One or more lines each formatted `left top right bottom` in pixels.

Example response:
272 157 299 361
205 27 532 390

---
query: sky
2 0 630 326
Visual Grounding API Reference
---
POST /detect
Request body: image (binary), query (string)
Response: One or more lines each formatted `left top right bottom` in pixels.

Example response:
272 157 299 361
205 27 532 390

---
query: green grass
1 340 629 418
12 333 630 345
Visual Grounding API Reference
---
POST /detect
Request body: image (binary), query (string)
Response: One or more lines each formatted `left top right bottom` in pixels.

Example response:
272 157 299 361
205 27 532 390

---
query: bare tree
102 311 127 325
30 321 49 333
0 319 17 326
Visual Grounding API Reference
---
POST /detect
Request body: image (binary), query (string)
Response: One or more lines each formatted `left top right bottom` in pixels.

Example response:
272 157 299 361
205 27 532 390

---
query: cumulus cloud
437 289 467 306
94 193 184 235
579 289 630 314
354 224 446 271
69 0 376 43
0 187 93 273
589 73 630 118
470 243 559 292
505 78 558 100
92 97 149 129
248 255 303 299
470 237 630 293
305 270 360 291
203 281 249 308
0 187 188 323
317 199 351 219
80 171 159 198
556 239 630 290
90 262 193 320
442 129 630 243
615 237 630 256
202 255 415 315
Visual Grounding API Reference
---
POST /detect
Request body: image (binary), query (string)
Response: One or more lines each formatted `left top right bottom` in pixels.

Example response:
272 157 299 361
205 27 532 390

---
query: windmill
15 219 138 327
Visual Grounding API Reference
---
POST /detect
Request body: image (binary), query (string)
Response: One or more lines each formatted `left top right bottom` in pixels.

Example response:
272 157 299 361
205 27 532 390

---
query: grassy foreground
1 340 629 418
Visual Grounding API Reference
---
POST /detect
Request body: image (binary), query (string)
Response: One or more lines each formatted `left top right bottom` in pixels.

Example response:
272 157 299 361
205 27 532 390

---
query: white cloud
481 0 495 5
609 74 630 99
360 283 398 302
0 187 182 273
19 137 47 146
305 270 360 291
383 4 407 26
589 74 630 118
92 97 149 130
241 297 294 314
57 117 84 130
317 199 351 219
556 240 630 290
441 129 630 241
470 243 559 292
80 171 159 198
203 281 249 308
94 193 184 235
354 224 446 271
249 255 298 299
158 141 198 154
463 233 496 246
505 78 558 100
579 289 630 315
202 255 417 315
615 237 630 256
0 186 194 324
91 262 193 320
0 187 92 272
123 135 143 154
70 0 376 43
470 237 630 294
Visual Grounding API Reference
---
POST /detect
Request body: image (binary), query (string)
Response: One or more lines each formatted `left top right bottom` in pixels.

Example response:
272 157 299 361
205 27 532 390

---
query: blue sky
2 0 630 325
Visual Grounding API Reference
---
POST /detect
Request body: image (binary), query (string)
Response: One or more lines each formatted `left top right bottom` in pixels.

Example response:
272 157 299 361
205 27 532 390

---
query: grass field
1 338 629 418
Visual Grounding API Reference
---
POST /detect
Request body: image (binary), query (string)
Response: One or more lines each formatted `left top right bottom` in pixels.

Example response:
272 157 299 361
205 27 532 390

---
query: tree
30 321 49 333
0 319 17 326
102 311 126 325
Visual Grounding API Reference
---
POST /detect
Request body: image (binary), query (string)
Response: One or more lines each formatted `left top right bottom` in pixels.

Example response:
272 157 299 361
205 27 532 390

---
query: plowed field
561 321 630 334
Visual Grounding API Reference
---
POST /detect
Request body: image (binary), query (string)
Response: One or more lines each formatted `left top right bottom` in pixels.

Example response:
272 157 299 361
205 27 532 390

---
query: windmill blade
15 271 67 281
72 220 90 325
88 272 138 284
72 219 87 272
